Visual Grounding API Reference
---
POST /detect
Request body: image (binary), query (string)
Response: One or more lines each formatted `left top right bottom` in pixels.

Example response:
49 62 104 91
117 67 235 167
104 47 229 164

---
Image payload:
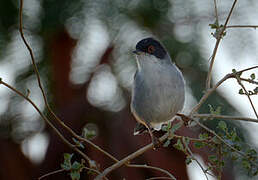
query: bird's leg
146 124 161 150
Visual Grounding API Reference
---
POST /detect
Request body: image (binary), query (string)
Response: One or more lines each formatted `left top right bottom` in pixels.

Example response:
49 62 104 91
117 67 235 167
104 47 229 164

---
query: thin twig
240 78 258 85
193 114 258 123
213 0 219 23
190 65 258 115
82 167 109 180
95 134 169 180
206 0 238 89
146 177 175 180
19 0 49 108
190 73 233 115
19 0 119 166
0 80 92 164
38 169 64 180
234 73 258 118
192 118 250 159
128 164 176 180
237 65 258 73
182 140 209 180
226 25 258 29
217 144 222 180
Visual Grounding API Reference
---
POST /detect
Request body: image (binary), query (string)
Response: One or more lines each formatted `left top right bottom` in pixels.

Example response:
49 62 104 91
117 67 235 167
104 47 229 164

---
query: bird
131 37 185 148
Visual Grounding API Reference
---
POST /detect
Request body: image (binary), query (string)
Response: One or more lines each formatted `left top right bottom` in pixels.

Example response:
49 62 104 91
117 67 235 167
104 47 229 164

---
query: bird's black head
134 37 167 59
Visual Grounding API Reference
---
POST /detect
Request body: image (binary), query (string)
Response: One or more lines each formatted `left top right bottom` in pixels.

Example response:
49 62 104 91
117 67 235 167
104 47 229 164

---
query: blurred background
0 0 257 179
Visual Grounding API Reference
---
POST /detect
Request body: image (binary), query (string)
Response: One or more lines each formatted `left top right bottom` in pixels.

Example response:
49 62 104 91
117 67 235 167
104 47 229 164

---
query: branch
226 25 258 29
192 118 255 162
0 80 93 164
190 65 258 116
206 0 238 89
18 0 119 167
193 114 258 123
233 72 258 118
95 134 169 180
128 164 176 180
182 140 209 180
213 0 219 23
38 169 64 180
146 177 175 180
190 73 233 116
240 78 258 85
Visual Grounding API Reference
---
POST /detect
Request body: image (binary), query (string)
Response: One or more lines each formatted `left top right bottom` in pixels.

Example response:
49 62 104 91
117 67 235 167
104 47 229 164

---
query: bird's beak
133 50 141 55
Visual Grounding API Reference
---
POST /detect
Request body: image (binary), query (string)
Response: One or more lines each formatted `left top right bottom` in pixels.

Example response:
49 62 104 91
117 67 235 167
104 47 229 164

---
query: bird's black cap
134 37 167 59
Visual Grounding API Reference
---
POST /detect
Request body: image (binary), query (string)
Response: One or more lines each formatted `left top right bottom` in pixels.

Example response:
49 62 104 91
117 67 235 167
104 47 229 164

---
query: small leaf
218 121 227 131
232 69 237 73
238 89 244 95
231 153 238 161
61 163 71 171
173 139 184 151
199 133 209 140
208 104 214 114
163 139 171 147
71 161 82 170
254 87 258 93
242 159 251 170
82 127 97 140
208 155 217 162
64 153 73 162
170 122 183 134
194 141 204 149
70 171 80 180
250 73 255 80
61 153 73 170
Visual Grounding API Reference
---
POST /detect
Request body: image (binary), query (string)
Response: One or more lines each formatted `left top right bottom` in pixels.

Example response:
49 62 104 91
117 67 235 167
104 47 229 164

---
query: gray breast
131 58 185 127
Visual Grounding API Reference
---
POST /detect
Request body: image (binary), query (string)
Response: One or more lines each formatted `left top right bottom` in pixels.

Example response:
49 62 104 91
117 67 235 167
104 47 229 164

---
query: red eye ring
147 45 155 53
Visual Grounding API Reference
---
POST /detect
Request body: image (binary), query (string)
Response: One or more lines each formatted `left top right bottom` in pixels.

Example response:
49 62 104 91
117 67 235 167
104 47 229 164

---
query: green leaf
194 141 204 149
162 122 172 132
232 69 237 73
82 127 97 140
71 161 82 170
170 121 183 134
242 159 251 170
61 153 73 170
173 139 184 151
254 87 258 93
218 121 227 131
70 170 80 180
61 163 71 171
239 89 244 95
163 139 171 147
208 155 217 162
250 73 255 80
199 133 209 140
64 153 73 162
208 104 214 114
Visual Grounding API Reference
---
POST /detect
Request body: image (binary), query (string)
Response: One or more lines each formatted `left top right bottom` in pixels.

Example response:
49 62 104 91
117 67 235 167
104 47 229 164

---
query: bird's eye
147 45 155 54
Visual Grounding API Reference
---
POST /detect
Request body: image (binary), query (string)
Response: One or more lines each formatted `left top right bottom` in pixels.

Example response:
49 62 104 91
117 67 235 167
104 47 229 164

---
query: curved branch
206 0 238 89
193 114 258 123
95 134 169 180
